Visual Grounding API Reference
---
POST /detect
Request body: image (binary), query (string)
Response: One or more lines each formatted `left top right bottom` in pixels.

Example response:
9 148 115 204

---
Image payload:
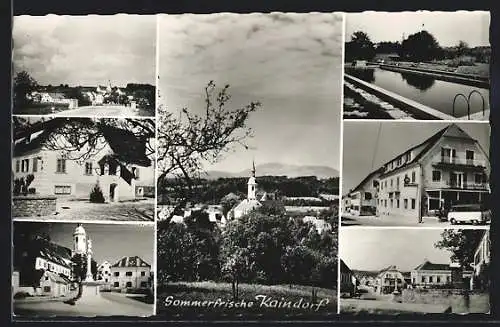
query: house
340 259 357 296
13 235 73 297
375 265 406 294
472 230 490 289
97 261 112 285
231 161 262 219
12 119 155 203
411 259 473 289
347 168 383 216
109 256 152 292
341 195 351 214
356 124 490 223
302 216 332 234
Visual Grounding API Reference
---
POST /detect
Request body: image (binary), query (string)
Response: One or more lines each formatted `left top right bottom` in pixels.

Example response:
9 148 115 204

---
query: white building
109 256 152 292
351 124 490 223
97 261 112 284
231 162 262 219
375 265 406 294
12 119 154 203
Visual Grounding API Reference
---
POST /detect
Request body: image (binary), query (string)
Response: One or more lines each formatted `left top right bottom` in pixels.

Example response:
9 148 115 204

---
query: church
230 161 263 219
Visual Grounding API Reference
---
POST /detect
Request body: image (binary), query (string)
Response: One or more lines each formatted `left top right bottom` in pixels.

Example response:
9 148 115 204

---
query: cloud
12 15 156 86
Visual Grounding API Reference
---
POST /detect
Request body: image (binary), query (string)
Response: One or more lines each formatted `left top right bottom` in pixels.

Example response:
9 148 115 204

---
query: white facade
97 261 112 284
13 131 154 202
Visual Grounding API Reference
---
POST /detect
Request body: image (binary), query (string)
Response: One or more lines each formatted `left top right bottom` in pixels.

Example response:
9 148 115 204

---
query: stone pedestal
80 281 104 300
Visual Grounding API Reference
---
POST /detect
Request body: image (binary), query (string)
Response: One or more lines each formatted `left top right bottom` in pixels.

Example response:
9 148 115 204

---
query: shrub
89 184 106 203
13 291 31 299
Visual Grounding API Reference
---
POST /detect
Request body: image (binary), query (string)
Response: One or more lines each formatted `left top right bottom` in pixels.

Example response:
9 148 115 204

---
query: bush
13 291 31 299
89 184 106 203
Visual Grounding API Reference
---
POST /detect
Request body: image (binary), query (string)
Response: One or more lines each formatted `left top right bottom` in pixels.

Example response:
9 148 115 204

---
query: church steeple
247 160 257 200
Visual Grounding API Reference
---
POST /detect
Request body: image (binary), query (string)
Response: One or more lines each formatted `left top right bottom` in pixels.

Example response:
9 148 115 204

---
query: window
54 185 71 195
141 271 146 277
114 282 119 287
446 276 451 283
390 199 393 208
384 199 387 208
126 271 133 277
411 199 416 209
404 174 409 184
140 281 148 287
404 199 408 209
385 181 387 188
21 159 29 172
45 276 49 281
466 150 474 163
432 170 441 182
372 180 378 188
365 192 372 200
114 272 120 277
405 152 411 162
422 276 426 283
43 286 51 292
390 179 393 187
15 160 20 172
126 282 132 288
397 157 402 165
429 276 433 283
56 159 66 173
33 158 38 172
412 278 416 284
396 199 400 208
437 276 441 283
85 162 93 175
475 173 483 184
411 171 416 183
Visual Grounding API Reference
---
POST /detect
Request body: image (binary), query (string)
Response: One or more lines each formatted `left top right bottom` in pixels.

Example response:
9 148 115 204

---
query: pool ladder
452 90 485 120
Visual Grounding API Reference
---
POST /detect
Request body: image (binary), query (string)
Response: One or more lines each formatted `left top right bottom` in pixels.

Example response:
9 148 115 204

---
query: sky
346 11 490 47
16 222 155 269
342 122 490 195
340 229 452 272
12 14 156 87
158 13 343 172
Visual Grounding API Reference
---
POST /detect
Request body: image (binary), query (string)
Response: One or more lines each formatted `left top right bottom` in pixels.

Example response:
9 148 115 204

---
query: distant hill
205 163 339 180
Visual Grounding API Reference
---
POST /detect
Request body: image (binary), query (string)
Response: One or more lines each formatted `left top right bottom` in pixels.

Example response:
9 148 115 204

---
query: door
450 173 463 188
109 183 117 202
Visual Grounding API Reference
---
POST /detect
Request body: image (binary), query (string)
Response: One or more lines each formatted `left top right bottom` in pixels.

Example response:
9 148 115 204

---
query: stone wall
402 288 483 304
12 196 57 217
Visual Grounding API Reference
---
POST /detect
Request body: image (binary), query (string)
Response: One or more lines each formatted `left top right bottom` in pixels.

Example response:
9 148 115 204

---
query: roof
46 92 66 100
112 256 151 268
378 124 476 178
340 259 352 273
100 125 151 167
349 167 384 194
35 237 73 269
233 199 262 214
44 271 72 284
414 260 451 271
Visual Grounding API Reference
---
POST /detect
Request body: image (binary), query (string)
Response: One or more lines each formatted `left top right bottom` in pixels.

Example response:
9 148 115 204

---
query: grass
157 281 337 320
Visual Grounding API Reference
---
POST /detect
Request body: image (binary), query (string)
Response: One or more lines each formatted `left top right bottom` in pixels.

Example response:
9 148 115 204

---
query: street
13 198 155 222
341 213 490 228
14 292 153 317
52 105 149 117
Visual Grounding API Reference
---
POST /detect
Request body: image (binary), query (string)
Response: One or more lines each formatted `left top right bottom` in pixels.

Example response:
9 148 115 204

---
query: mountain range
205 163 339 179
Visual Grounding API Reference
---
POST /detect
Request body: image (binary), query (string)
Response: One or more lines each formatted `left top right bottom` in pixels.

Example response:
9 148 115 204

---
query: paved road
14 292 153 317
341 213 490 228
53 105 143 117
13 199 155 222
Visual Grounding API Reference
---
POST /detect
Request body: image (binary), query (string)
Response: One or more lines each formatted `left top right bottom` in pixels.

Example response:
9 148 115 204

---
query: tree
456 40 470 57
401 31 442 62
156 81 260 221
13 71 38 108
345 31 376 62
435 230 485 310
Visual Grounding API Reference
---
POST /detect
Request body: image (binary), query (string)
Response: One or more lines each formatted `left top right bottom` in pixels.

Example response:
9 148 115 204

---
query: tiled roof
45 271 72 284
112 256 151 268
36 237 73 269
414 260 450 271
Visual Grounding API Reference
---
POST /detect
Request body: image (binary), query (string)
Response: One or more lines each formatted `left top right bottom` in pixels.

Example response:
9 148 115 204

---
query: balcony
429 180 489 191
433 156 487 171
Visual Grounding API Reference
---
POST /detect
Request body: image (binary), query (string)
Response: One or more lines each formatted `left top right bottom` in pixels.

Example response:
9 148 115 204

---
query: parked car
447 204 491 225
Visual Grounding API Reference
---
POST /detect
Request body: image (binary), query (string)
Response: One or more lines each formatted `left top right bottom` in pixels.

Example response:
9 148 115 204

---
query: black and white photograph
12 117 155 222
12 15 156 117
12 222 155 317
340 228 490 314
155 12 342 319
341 121 491 227
343 11 490 120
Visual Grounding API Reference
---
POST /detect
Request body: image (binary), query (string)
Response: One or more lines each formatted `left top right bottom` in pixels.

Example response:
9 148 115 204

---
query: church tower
73 224 87 255
247 160 257 200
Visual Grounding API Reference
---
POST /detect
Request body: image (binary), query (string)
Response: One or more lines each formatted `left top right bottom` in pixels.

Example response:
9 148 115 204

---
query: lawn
157 281 337 320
